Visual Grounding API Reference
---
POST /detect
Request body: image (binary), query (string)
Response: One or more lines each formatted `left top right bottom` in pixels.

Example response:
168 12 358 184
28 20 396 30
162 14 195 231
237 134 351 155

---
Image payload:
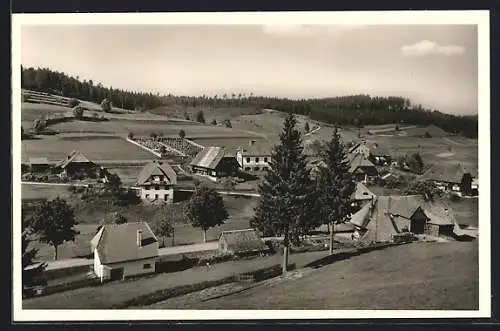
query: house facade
190 146 240 181
136 160 177 203
235 140 272 173
90 222 159 282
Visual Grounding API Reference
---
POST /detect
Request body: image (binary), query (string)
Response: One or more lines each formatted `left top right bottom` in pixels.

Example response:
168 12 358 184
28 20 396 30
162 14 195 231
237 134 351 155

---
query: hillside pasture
366 135 478 167
21 135 155 162
190 137 270 152
149 105 264 122
21 102 70 122
173 241 478 310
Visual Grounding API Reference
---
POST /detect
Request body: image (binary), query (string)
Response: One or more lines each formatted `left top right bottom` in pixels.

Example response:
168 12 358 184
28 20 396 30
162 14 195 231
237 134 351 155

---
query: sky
20 24 478 115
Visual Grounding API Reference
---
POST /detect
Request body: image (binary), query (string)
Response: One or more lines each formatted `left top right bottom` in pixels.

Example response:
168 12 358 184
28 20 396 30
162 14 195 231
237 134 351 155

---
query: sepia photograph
12 11 490 321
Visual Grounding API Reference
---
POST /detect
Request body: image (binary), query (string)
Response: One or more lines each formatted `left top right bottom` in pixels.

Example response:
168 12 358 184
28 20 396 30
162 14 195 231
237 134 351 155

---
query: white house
135 160 177 203
236 140 272 173
90 222 159 282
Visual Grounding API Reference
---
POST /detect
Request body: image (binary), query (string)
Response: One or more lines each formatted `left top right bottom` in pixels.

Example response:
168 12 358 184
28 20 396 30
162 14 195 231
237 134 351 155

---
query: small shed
29 157 51 173
218 229 269 256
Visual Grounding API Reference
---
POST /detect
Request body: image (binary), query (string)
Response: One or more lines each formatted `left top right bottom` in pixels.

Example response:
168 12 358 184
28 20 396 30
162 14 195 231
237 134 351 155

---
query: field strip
22 181 88 187
443 137 463 145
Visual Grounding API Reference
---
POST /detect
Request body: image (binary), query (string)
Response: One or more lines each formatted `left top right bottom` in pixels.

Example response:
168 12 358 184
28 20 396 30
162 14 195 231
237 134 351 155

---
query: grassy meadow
159 241 478 310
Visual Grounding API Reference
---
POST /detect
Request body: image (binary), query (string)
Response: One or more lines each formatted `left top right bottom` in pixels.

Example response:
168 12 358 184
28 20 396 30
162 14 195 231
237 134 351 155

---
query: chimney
137 229 142 247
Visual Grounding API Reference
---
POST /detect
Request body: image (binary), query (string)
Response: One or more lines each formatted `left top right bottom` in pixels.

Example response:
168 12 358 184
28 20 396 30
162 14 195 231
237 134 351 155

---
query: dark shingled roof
420 163 478 184
90 222 158 264
349 141 392 156
350 195 456 242
348 153 376 173
219 229 268 254
239 141 273 156
136 160 177 186
190 146 227 170
55 150 94 169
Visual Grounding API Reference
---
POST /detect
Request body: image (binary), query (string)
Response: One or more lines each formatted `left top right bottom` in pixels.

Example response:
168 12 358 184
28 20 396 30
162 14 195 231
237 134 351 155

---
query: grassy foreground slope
160 242 478 310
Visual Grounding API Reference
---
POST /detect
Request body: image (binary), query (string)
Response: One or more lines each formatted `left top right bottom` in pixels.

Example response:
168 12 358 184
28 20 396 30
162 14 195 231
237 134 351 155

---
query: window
254 167 260 171
164 194 169 200
245 167 251 171
143 263 152 269
155 194 159 199
246 157 251 163
255 157 260 163
155 185 160 190
154 176 160 182
145 194 149 198
264 157 268 163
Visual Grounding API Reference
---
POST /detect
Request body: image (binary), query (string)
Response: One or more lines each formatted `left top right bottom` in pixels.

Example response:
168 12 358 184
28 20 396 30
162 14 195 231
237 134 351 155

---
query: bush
68 98 80 107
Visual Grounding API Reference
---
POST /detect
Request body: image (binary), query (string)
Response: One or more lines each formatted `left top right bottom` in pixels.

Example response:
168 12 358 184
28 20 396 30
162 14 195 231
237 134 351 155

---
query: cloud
401 40 465 57
261 24 365 39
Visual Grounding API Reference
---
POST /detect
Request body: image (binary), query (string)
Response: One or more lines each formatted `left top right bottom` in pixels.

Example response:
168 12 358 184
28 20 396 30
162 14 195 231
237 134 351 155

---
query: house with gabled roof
419 163 478 196
350 182 376 212
236 140 273 173
136 160 177 203
90 222 159 282
349 140 392 165
54 150 97 178
348 153 379 183
349 195 456 243
190 146 240 181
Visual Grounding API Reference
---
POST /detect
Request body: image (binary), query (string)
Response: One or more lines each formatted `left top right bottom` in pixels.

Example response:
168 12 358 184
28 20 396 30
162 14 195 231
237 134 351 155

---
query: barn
190 146 240 181
55 150 97 178
218 229 269 256
420 163 478 196
347 153 379 183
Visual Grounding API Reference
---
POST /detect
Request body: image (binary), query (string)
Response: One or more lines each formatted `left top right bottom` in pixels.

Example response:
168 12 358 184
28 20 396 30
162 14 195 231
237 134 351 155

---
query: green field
21 135 156 162
155 241 478 310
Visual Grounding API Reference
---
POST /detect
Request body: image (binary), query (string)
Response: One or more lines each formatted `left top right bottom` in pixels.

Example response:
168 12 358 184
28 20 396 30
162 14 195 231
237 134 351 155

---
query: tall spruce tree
315 127 356 254
250 113 314 274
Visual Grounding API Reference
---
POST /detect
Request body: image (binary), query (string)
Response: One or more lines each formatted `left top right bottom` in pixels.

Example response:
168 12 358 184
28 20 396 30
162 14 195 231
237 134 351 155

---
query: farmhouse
54 150 97 178
190 146 240 181
349 195 455 243
29 157 51 173
349 141 392 165
419 163 478 196
136 160 177 203
348 153 379 183
236 140 272 173
218 229 269 256
90 222 159 282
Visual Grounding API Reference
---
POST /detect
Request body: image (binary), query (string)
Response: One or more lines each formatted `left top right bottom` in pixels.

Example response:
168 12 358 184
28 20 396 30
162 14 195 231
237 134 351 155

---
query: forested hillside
21 66 478 138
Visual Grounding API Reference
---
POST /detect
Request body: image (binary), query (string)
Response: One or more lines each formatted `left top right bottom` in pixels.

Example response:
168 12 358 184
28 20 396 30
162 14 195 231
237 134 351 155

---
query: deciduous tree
29 197 79 260
185 184 228 243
